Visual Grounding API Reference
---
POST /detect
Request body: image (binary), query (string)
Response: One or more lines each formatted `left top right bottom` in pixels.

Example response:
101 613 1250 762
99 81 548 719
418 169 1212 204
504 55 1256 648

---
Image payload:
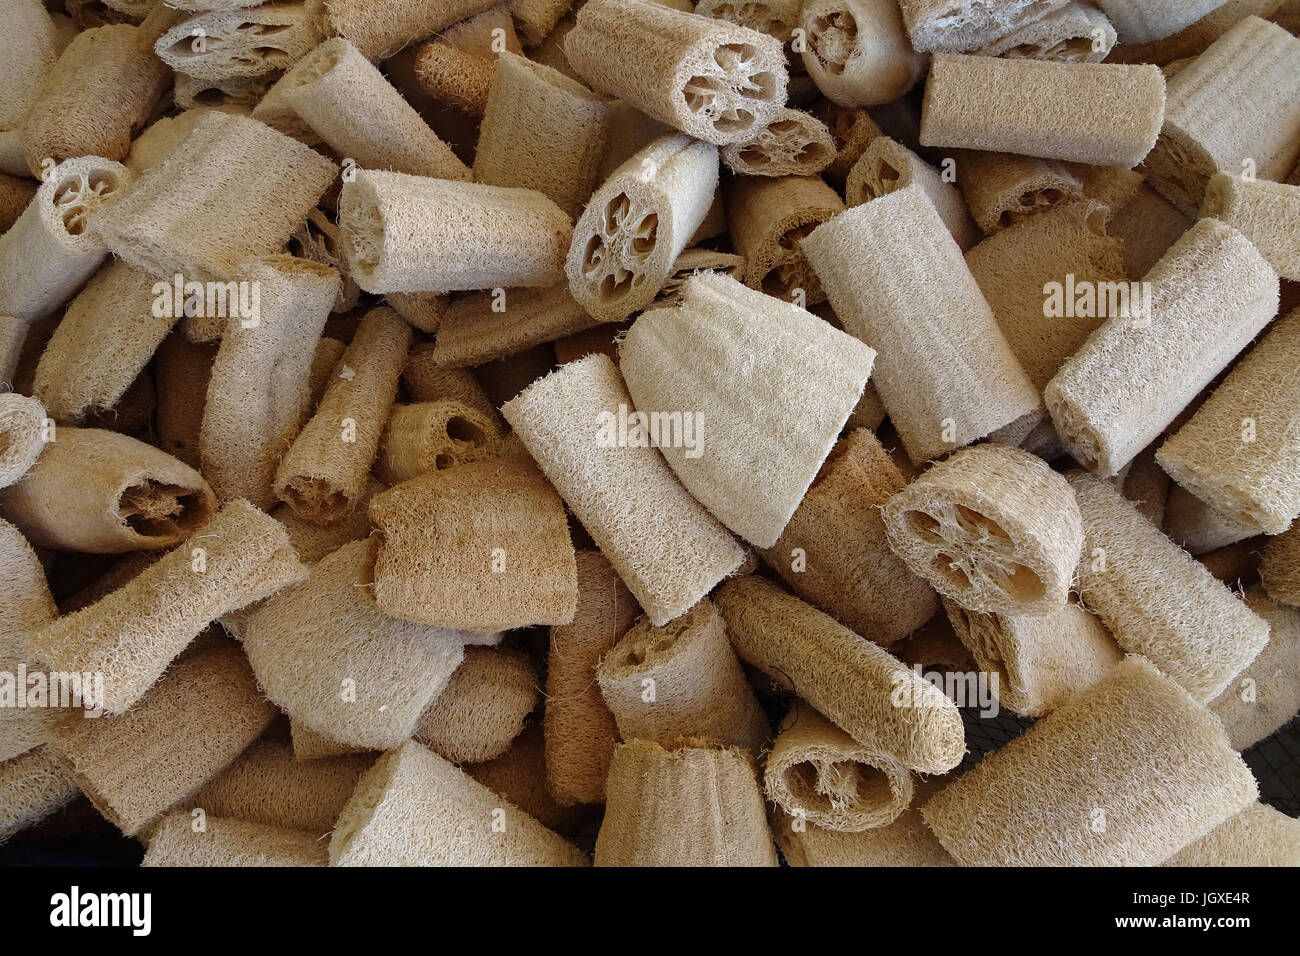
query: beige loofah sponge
0 747 80 845
1261 525 1300 607
431 284 601 370
415 646 539 763
1208 588 1300 751
725 174 844 302
153 3 325 79
1164 802 1300 867
896 0 1069 53
720 108 837 177
322 0 501 60
799 0 927 107
846 137 978 250
976 3 1117 61
0 395 49 491
143 814 329 867
1200 173 1300 281
0 519 59 763
774 803 955 866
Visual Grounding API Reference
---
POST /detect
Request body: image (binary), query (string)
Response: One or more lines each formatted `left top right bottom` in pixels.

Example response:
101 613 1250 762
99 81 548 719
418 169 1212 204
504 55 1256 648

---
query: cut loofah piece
883 444 1084 616
846 136 978 250
330 740 589 865
432 284 602 369
802 185 1041 466
0 0 67 131
0 395 48 491
510 0 576 46
1164 801 1300 867
774 804 955 866
544 551 640 806
596 599 769 752
465 722 593 835
759 429 938 646
154 3 325 79
26 499 307 715
143 814 329 867
1208 588 1300 751
173 73 271 110
594 738 777 866
411 42 495 115
0 519 59 762
323 0 501 59
1045 219 1279 478
566 133 718 322
375 401 502 485
920 56 1165 168
564 0 787 146
1063 161 1146 214
657 247 747 303
46 645 277 836
1199 173 1300 282
1096 0 1232 45
955 151 1084 235
401 345 496 416
896 0 1069 53
1069 472 1270 703
502 354 745 625
290 720 370 761
719 107 836 177
1142 17 1300 215
266 477 381 570
243 540 467 749
715 576 966 774
0 156 130 325
0 747 80 845
975 2 1116 60
91 112 336 282
725 175 844 303
765 700 913 832
415 646 538 763
1261 525 1300 607
273 306 410 524
922 656 1258 866
799 0 926 107
1 428 217 553
817 102 882 187
288 210 361 314
696 0 802 39
340 171 571 295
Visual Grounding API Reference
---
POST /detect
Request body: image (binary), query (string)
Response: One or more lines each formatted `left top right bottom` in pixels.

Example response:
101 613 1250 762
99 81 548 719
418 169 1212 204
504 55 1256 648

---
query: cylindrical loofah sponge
143 814 329 867
0 395 48 491
0 747 80 845
415 646 538 764
431 284 601 369
465 721 593 836
1261 525 1300 607
846 137 978 250
0 519 59 763
1208 588 1300 751
955 151 1084 235
975 2 1117 61
799 0 926 107
719 108 836 178
774 803 955 866
1200 173 1300 281
921 656 1259 866
153 4 325 79
1164 802 1300 867
323 0 502 60
375 401 501 484
724 174 844 303
0 0 67 132
594 738 777 866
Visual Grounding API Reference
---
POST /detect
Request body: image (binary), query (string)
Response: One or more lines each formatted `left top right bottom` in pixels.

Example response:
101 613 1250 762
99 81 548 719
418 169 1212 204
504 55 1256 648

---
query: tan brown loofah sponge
431 284 601 369
846 137 979 250
955 151 1084 235
1164 802 1300 867
154 3 325 79
594 738 777 866
923 655 1259 865
154 334 215 469
401 345 497 421
501 354 745 625
725 174 844 302
0 175 38 235
322 0 501 59
242 540 469 750
143 814 329 867
1069 472 1270 703
1261 525 1300 607
26 499 307 715
0 0 67 132
0 747 80 845
375 401 502 485
415 646 539 764
719 108 837 178
715 576 966 774
883 444 1084 617
329 740 589 866
0 519 59 763
799 0 926 107
596 600 769 753
1200 173 1300 281
0 395 48 491
465 722 593 835
46 645 277 836
897 0 1069 53
976 3 1117 61
1208 588 1300 751
774 803 955 866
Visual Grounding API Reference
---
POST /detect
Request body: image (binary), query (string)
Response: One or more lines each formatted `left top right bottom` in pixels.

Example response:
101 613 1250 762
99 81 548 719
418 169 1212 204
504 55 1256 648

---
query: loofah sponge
596 599 769 753
1095 0 1230 45
594 738 778 866
154 3 325 79
329 740 589 866
956 151 1084 235
846 137 978 250
376 401 502 485
799 0 927 107
431 284 601 369
720 108 836 178
465 722 593 835
1199 173 1300 281
1068 472 1270 703
715 576 966 774
976 3 1117 61
143 814 330 867
1164 802 1300 867
415 646 539 763
0 395 48 491
774 803 955 866
322 0 501 59
725 174 844 302
0 0 67 131
1208 588 1300 751
896 0 1069 53
243 540 469 750
1261 525 1300 607
0 519 59 762
0 747 80 845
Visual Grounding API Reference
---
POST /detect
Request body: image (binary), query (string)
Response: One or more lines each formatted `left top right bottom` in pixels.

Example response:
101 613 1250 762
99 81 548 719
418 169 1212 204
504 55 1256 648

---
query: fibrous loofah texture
330 740 588 866
1 427 217 553
91 112 336 282
759 429 938 646
0 156 130 325
26 499 307 715
715 576 966 774
1142 17 1300 215
432 284 601 369
696 0 802 39
175 739 371 835
1107 182 1194 279
765 700 913 832
564 0 787 146
896 0 1069 52
846 137 979 250
944 598 1122 717
273 306 411 525
656 247 747 304
0 747 80 845
289 210 361 313
817 102 882 187
376 401 502 485
502 354 745 625
966 201 1124 393
243 540 468 749
415 646 538 763
1200 173 1300 282
719 108 836 178
0 394 48 491
474 52 610 220
20 23 170 176
975 2 1117 60
922 656 1258 866
174 73 272 111
1064 160 1145 213
1208 588 1300 751
0 174 38 235
802 185 1041 466
323 0 501 60
0 0 66 131
0 519 59 762
266 477 382 570
545 550 641 806
465 721 593 835
774 803 955 866
566 133 718 322
594 738 777 866
1097 0 1235 45
919 55 1165 168
339 170 571 295
955 151 1084 235
402 345 496 417
154 333 215 469
368 458 578 631
1068 472 1270 703
1105 0 1275 65
154 3 325 79
143 813 329 867
883 444 1084 616
410 41 495 115
47 645 277 836
199 256 339 509
725 175 844 302
1164 801 1300 867
510 0 576 46
619 273 872 547
799 0 926 107
1158 308 1300 534
1046 219 1279 478
596 599 769 752
1261 525 1300 607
